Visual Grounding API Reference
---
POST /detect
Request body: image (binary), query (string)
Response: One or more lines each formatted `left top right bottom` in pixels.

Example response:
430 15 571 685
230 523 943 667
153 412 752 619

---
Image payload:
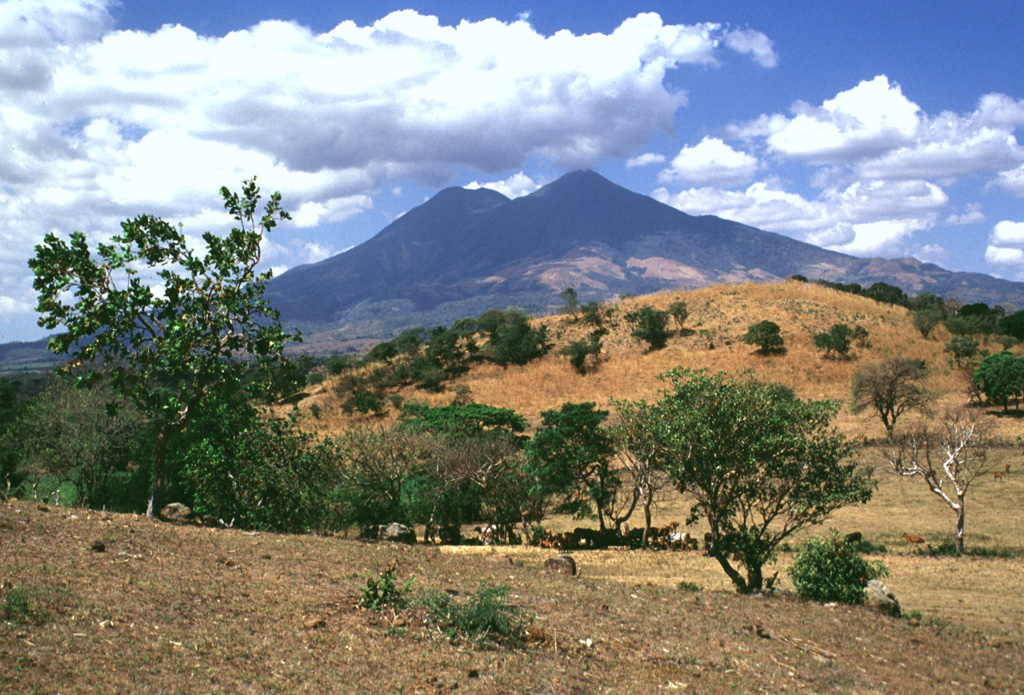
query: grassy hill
4 279 1024 693
296 279 1016 441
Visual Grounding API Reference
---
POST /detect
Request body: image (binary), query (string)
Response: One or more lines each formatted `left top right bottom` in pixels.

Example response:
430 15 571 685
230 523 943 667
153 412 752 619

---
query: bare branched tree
879 407 992 554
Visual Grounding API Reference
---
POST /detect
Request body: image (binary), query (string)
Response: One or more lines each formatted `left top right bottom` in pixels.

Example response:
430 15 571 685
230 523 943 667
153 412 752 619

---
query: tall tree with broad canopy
623 369 873 594
29 179 298 519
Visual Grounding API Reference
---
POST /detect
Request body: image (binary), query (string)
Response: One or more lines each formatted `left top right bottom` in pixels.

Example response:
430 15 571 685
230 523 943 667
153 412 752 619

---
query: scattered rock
90 540 105 553
543 554 577 576
159 503 193 524
302 617 326 630
364 522 417 544
864 579 901 617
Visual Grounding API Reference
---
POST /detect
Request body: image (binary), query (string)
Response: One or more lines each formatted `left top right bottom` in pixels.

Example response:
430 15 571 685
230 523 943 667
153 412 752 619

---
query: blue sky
2 1 1024 342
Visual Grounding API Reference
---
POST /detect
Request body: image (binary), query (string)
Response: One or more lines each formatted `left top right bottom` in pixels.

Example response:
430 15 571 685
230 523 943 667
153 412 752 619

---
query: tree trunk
712 552 749 594
642 498 652 545
146 425 170 519
955 497 965 554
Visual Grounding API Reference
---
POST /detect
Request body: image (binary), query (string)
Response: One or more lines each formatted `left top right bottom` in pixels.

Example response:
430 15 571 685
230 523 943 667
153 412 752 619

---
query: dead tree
879 407 992 554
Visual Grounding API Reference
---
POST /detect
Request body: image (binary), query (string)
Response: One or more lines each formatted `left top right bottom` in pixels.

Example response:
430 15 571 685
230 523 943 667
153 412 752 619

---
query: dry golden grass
3 498 1023 694
299 280 1021 441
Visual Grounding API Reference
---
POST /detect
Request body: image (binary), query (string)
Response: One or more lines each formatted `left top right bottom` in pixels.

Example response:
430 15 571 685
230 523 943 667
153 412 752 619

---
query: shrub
668 301 689 331
560 333 602 374
360 566 415 610
489 313 552 367
625 306 670 351
944 335 980 368
813 323 867 358
788 532 887 605
743 320 784 354
418 583 525 646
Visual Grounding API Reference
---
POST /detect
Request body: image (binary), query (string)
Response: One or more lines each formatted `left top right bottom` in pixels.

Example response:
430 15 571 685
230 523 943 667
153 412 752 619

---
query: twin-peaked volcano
267 171 1024 339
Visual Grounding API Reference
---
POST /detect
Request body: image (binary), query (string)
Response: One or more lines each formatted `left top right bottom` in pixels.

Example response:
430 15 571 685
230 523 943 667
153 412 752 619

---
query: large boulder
544 554 577 576
361 523 417 545
864 579 901 617
159 503 194 524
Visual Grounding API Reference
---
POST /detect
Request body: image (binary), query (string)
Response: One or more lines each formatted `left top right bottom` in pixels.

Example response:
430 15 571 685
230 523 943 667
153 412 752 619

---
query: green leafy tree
813 323 866 359
526 402 621 531
29 178 298 518
997 310 1024 341
668 301 689 331
944 335 980 369
625 306 670 351
972 352 1024 411
560 333 603 374
851 357 929 435
560 287 579 320
743 320 785 354
863 282 908 307
7 376 145 508
489 312 552 367
912 309 944 339
622 369 872 594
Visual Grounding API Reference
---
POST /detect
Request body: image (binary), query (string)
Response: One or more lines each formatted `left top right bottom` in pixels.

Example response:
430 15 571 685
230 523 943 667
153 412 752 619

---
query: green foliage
625 306 670 351
851 357 929 435
176 404 346 532
668 301 689 331
788 532 887 604
342 389 388 417
618 369 873 594
360 567 415 610
560 333 603 374
743 320 784 354
400 403 527 439
560 287 579 319
972 351 1024 411
580 301 613 331
4 376 146 510
488 312 552 367
418 584 525 646
863 282 909 307
0 586 46 625
677 580 701 593
913 541 1015 558
29 178 298 517
998 310 1024 341
813 323 867 358
526 402 620 530
912 309 944 339
944 335 980 368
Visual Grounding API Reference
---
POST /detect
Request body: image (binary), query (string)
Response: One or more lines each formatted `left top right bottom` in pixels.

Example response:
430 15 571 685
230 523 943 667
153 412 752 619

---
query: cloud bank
0 2 778 339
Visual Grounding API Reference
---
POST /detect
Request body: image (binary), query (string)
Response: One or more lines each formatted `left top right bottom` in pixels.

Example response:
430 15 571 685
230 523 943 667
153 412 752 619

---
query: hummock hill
266 171 1024 343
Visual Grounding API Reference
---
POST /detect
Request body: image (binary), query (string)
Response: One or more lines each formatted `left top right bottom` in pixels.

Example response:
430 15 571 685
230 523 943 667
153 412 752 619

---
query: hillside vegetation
295 279 1013 440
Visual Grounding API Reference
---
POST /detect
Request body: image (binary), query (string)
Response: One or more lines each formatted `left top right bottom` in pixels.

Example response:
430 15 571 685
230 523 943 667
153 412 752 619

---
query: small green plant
1 585 46 625
677 580 701 593
418 583 525 647
360 567 415 611
788 532 887 605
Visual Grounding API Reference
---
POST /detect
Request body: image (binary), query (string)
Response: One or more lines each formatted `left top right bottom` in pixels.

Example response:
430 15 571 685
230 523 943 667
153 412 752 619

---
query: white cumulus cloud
658 137 760 187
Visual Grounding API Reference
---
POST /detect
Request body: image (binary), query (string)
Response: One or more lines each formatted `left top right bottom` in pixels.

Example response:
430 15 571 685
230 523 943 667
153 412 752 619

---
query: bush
625 306 670 350
489 312 552 367
560 333 602 374
360 566 415 610
813 323 867 358
743 320 784 354
788 532 887 605
418 583 525 646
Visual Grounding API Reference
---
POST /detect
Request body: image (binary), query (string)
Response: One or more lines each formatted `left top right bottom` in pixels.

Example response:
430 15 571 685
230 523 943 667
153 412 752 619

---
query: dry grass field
2 497 1023 694
4 280 1024 693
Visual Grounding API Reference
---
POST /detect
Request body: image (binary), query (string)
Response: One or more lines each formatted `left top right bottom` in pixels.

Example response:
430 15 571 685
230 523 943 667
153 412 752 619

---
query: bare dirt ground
2 496 1022 695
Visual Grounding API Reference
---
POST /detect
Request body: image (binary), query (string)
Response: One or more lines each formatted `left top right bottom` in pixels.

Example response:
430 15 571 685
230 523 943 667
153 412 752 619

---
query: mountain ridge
266 170 1024 343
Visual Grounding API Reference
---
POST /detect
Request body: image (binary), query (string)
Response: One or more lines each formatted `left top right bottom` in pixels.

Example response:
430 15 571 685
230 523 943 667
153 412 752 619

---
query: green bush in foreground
418 583 525 647
360 566 415 610
788 532 887 605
